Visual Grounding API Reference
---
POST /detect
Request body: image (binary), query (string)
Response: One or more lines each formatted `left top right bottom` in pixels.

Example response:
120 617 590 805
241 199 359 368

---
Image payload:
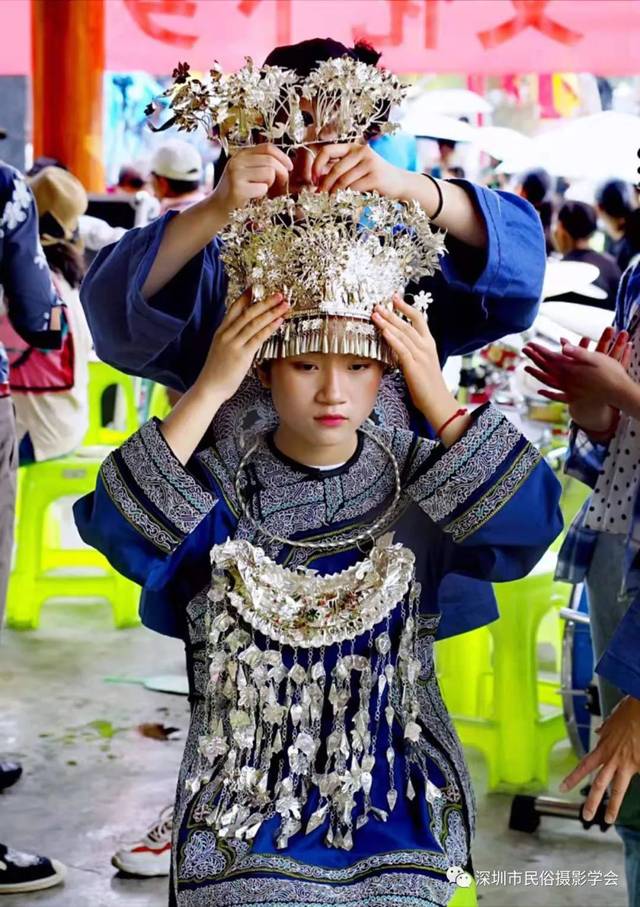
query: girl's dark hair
263 37 381 76
595 179 636 220
557 200 597 240
42 242 86 290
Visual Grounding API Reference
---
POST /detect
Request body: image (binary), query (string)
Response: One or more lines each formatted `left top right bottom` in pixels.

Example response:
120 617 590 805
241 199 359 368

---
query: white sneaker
111 804 173 877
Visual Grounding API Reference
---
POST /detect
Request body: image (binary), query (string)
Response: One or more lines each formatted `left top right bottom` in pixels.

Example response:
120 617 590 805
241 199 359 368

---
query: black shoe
0 843 66 894
0 763 22 792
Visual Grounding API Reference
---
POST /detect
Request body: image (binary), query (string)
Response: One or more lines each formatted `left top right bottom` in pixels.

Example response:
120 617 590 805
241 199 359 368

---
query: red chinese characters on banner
477 0 583 49
354 0 583 52
61 0 640 77
123 0 198 49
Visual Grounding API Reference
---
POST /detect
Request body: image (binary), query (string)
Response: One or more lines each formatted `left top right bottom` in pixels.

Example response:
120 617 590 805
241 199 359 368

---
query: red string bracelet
437 407 468 437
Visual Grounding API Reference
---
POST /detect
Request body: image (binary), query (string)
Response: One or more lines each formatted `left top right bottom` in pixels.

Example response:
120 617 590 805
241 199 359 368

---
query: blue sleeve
421 182 546 362
0 167 60 348
73 418 217 587
596 593 640 700
79 212 228 391
80 181 544 390
406 404 563 582
564 424 609 490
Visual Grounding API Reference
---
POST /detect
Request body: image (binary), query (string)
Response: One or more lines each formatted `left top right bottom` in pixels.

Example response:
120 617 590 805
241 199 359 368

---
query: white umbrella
399 111 476 142
471 126 533 163
405 88 492 116
498 111 640 182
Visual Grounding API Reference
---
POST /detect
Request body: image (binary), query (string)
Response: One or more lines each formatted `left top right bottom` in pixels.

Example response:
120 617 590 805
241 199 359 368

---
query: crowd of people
0 35 640 907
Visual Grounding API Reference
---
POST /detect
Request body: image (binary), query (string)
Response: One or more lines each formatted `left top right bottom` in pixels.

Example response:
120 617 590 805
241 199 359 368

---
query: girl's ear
255 362 271 389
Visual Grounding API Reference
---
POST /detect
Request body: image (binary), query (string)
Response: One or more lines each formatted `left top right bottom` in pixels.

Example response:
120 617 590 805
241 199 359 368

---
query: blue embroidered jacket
78 180 546 638
0 162 60 389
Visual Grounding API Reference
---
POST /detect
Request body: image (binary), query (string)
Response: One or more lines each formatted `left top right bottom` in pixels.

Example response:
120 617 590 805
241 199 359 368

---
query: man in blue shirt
79 37 547 646
0 162 66 892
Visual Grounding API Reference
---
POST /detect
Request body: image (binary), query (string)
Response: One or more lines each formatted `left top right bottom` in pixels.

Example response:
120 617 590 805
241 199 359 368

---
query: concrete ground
0 599 628 907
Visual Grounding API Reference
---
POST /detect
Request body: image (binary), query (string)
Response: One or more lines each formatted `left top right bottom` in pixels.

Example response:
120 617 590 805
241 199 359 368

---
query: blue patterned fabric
74 404 562 906
0 162 59 388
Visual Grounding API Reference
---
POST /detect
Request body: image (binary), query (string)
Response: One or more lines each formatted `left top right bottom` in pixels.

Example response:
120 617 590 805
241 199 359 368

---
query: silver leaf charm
288 663 307 685
425 779 443 803
404 720 421 743
362 754 375 773
387 788 398 811
311 661 326 683
305 804 329 834
295 731 316 758
375 632 391 656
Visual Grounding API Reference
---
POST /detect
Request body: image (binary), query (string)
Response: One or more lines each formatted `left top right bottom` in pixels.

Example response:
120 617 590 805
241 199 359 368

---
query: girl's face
259 353 385 464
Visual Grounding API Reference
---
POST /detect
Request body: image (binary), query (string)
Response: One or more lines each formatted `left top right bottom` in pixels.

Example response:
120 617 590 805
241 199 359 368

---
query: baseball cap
29 166 87 245
150 140 202 181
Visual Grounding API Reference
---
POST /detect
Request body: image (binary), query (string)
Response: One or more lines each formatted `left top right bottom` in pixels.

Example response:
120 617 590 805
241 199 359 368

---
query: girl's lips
314 415 347 425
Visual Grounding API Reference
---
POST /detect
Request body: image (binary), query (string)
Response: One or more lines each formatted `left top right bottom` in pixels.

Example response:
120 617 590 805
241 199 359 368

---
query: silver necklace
234 422 402 550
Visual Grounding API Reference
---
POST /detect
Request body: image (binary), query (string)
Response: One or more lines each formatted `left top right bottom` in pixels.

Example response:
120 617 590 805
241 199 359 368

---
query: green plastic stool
437 550 566 791
6 453 140 630
146 382 172 421
84 359 139 447
449 880 478 906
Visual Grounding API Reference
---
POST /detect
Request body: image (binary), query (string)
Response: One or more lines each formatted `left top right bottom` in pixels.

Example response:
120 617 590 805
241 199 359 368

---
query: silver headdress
220 188 447 365
151 56 406 152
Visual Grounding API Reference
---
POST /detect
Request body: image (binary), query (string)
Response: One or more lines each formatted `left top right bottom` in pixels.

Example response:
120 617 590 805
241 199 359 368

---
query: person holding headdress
75 180 562 905
79 37 547 647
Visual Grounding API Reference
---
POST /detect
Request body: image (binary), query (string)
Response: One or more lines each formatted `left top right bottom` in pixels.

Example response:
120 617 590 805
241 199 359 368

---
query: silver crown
220 189 446 365
152 56 407 152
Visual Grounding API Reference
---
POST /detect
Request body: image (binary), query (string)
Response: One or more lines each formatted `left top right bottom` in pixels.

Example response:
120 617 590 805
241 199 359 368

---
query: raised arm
74 290 288 580
140 145 293 299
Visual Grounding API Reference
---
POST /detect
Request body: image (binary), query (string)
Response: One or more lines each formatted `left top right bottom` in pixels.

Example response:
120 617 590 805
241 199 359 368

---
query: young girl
75 191 561 906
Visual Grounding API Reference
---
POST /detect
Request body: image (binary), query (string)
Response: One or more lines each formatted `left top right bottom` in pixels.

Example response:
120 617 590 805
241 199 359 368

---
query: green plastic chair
436 472 589 791
84 359 139 447
449 880 478 906
6 452 140 630
146 382 172 421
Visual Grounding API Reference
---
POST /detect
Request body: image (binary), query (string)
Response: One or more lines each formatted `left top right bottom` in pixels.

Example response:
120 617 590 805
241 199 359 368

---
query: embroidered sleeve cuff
407 404 541 542
100 418 216 553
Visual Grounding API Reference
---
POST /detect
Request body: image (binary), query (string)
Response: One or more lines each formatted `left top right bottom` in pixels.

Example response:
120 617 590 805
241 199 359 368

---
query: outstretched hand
560 695 640 824
523 327 632 433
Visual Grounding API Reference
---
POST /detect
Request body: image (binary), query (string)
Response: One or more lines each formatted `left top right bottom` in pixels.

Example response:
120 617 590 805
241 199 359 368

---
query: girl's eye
349 363 371 371
294 362 317 371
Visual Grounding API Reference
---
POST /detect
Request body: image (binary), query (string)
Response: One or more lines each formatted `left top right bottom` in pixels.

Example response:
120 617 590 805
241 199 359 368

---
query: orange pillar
31 0 105 191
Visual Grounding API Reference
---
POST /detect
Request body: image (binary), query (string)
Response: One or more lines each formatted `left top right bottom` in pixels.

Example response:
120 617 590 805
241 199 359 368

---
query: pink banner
3 0 640 75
